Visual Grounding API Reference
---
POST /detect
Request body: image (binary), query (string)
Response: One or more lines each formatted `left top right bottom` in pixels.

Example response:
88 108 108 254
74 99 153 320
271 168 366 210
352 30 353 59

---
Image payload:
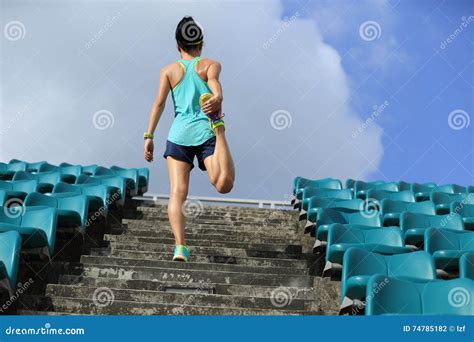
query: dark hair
175 16 203 52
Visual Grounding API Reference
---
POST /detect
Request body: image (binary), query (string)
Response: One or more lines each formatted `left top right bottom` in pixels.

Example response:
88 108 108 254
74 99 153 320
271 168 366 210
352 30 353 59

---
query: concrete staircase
12 201 340 315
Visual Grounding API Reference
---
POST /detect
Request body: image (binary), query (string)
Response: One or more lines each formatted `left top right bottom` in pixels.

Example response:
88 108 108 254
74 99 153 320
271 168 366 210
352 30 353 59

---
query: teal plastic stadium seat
341 248 436 306
469 186 474 193
345 179 356 191
451 201 474 230
424 228 474 272
367 189 415 203
0 207 57 257
0 231 21 296
400 212 465 246
110 166 140 196
138 168 149 194
0 180 38 200
431 192 474 215
58 165 82 184
305 198 363 232
52 182 108 218
354 181 398 200
381 200 435 227
0 190 6 206
13 171 61 193
76 174 125 207
460 252 474 279
366 275 474 315
411 182 438 202
81 164 98 176
325 224 413 265
25 192 89 229
25 161 47 172
313 208 381 241
293 178 343 208
301 189 353 211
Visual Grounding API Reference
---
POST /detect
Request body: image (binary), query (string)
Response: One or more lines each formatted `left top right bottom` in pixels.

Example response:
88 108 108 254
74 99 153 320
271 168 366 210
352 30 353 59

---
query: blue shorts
163 137 216 171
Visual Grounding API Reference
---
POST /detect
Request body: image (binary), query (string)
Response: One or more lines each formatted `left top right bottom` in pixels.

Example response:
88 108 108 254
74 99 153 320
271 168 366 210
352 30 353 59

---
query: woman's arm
202 61 223 115
144 68 171 162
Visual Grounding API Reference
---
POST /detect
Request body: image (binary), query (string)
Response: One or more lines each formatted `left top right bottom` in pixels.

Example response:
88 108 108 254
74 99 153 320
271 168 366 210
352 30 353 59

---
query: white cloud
1 0 383 199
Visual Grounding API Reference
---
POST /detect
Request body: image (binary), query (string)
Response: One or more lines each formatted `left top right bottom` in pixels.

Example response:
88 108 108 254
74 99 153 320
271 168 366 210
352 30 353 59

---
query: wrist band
144 132 154 140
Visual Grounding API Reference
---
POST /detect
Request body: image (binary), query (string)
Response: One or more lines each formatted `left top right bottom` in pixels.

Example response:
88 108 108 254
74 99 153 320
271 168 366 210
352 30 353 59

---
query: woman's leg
204 126 235 194
166 156 192 245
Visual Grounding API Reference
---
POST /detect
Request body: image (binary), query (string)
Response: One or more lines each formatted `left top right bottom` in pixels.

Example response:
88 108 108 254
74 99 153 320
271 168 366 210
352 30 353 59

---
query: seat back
381 200 435 217
387 251 436 279
25 192 58 208
76 174 101 185
12 171 38 181
424 228 471 254
327 224 366 245
21 207 57 255
347 211 381 227
451 202 474 217
0 190 7 206
367 189 415 202
0 231 21 287
400 212 464 233
302 188 352 201
94 166 115 177
38 163 58 172
81 164 98 175
59 165 82 177
308 198 362 213
6 162 27 172
366 275 423 315
422 278 474 315
0 181 13 191
364 227 404 247
53 182 81 194
297 178 342 191
57 194 89 226
411 183 437 193
355 181 399 193
11 180 38 193
430 192 465 206
460 253 474 279
26 161 46 172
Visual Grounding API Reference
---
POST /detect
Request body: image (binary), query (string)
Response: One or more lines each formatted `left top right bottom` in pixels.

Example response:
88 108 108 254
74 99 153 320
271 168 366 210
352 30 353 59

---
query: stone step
103 235 302 253
58 275 322 301
93 249 308 269
80 255 308 276
21 295 321 315
80 263 314 287
113 224 299 239
108 242 304 259
107 231 300 245
45 284 314 311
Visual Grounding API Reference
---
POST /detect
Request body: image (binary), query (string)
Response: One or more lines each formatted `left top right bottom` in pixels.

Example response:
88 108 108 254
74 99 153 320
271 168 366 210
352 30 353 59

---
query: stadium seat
304 198 363 232
366 189 415 203
0 231 21 297
76 174 125 207
340 248 436 312
431 192 474 215
313 208 381 243
0 180 38 201
451 202 474 230
0 190 6 206
469 186 474 193
424 228 474 273
0 207 57 258
293 178 343 208
138 168 150 194
25 192 89 230
365 275 474 315
400 212 465 246
52 182 109 218
96 166 138 197
13 171 61 193
435 184 468 194
0 162 27 180
325 224 414 274
380 200 435 227
354 181 398 200
300 188 353 220
411 182 438 202
460 252 474 280
39 163 82 184
81 164 98 176
344 179 357 192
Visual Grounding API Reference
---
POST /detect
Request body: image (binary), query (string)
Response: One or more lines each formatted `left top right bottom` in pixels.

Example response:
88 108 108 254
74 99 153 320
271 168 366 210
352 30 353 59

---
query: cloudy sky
1 0 472 200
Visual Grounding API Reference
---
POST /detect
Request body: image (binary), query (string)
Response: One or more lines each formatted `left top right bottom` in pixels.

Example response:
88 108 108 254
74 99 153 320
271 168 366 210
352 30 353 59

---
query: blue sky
282 0 473 186
1 0 472 199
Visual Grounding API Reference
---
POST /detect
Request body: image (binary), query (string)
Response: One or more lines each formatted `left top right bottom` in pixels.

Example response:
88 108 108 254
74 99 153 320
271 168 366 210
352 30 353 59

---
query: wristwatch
143 132 154 140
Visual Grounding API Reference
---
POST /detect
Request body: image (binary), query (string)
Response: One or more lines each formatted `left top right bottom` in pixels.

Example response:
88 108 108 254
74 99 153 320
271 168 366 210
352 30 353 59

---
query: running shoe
173 245 191 262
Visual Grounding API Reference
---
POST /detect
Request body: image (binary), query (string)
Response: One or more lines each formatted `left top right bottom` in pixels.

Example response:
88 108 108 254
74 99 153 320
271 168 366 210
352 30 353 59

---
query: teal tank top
168 57 215 146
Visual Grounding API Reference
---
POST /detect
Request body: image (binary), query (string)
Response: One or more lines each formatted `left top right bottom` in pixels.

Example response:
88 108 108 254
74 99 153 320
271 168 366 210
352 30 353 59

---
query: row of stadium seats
292 176 474 315
0 159 149 299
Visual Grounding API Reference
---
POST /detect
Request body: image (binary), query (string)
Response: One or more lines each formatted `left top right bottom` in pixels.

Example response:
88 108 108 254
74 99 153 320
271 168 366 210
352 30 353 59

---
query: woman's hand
144 139 154 162
202 95 222 115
